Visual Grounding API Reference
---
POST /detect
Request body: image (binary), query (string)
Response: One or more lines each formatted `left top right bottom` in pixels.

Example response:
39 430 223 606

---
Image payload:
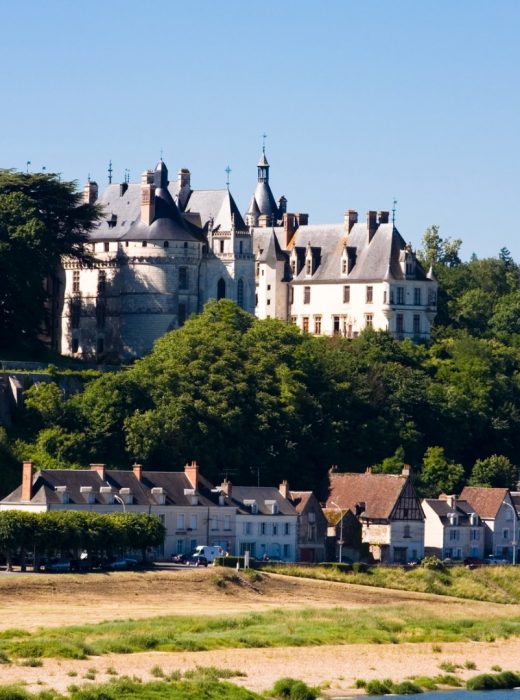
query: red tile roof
460 486 509 519
325 471 408 520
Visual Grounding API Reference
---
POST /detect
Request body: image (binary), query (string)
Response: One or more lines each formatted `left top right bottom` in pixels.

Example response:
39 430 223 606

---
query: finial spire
160 147 163 160
392 198 397 226
124 168 130 184
225 165 231 189
262 132 267 154
108 160 113 184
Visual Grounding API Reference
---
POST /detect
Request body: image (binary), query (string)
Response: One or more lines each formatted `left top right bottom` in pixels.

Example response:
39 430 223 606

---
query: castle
59 152 437 360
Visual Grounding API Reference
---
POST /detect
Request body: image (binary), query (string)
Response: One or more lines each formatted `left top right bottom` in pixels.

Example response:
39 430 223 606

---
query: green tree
0 170 100 350
420 446 465 497
418 225 462 269
469 454 518 489
373 446 406 474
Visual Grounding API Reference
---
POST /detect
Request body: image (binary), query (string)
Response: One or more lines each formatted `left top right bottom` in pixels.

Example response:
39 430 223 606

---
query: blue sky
1 0 519 260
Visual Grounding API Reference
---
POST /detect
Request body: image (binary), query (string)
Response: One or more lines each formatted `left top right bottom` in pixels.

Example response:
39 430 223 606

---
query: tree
418 225 462 270
420 446 465 497
469 454 518 489
373 446 406 474
0 170 100 351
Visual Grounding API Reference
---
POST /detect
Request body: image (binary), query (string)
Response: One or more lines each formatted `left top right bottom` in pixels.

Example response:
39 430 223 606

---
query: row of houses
2 461 519 564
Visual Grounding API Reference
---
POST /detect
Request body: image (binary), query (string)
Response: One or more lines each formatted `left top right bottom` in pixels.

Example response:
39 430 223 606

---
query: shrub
0 687 30 699
20 658 42 667
392 680 423 694
421 556 446 571
271 677 316 699
365 679 393 695
352 562 369 574
466 671 520 690
150 665 164 678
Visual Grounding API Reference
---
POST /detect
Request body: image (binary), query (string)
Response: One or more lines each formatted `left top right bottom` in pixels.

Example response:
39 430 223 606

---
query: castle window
314 316 322 335
414 287 421 305
397 287 405 304
366 286 373 303
237 279 244 309
239 241 243 254
71 338 79 353
396 314 404 334
97 271 106 295
342 259 347 274
179 267 188 290
365 313 373 328
343 285 350 303
72 270 80 294
163 241 169 248
304 286 311 304
104 242 110 252
333 316 340 334
413 314 421 336
302 317 309 333
306 259 311 275
217 278 226 300
95 301 106 329
291 260 296 275
220 240 224 254
70 300 81 329
142 241 147 247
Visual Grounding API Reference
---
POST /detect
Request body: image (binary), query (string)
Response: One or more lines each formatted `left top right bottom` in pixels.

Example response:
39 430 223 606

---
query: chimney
344 209 358 233
401 464 411 477
279 480 289 500
140 170 156 225
133 463 142 481
184 460 199 490
178 168 191 189
377 211 389 224
22 461 34 502
278 196 287 217
283 213 297 246
365 466 373 475
367 211 377 242
220 478 232 498
119 182 128 197
295 213 308 227
83 180 98 204
90 463 106 480
258 214 270 228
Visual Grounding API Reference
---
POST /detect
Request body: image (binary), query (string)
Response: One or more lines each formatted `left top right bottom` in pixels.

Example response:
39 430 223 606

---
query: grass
357 673 463 695
265 563 520 603
0 605 519 660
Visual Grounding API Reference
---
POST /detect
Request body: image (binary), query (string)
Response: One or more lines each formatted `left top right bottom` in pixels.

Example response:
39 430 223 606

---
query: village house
422 494 485 561
0 461 237 559
324 465 424 564
284 482 328 562
460 486 518 561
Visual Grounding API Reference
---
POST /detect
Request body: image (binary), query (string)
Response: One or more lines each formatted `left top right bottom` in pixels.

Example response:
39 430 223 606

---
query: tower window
71 338 79 353
179 267 188 290
220 240 225 254
342 259 347 274
95 301 106 329
178 303 187 326
239 241 243 254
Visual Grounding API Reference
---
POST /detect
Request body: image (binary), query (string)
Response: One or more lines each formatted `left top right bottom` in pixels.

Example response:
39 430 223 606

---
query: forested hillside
2 225 520 498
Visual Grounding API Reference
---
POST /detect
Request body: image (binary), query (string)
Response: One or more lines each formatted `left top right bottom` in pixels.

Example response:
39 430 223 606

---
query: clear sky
1 0 518 260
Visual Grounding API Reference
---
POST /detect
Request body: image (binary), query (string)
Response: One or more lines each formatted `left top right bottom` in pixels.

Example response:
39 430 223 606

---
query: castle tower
245 151 281 228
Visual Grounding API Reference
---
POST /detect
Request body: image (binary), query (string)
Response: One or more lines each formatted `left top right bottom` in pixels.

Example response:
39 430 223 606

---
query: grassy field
264 563 520 603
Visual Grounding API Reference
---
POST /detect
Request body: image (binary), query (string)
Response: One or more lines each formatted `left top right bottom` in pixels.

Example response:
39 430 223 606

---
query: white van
192 545 227 563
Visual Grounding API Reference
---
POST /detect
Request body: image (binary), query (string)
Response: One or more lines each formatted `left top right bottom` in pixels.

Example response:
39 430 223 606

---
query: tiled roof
460 486 510 520
288 491 313 514
325 471 408 520
229 486 298 516
423 498 475 525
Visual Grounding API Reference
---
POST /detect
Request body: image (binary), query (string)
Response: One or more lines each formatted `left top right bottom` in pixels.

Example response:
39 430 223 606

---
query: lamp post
502 499 517 565
331 501 344 563
114 495 126 513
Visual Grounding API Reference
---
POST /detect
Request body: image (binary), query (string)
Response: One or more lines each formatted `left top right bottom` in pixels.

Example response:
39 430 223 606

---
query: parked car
188 554 208 567
463 557 483 568
171 553 188 564
108 557 138 570
44 559 72 573
486 555 509 565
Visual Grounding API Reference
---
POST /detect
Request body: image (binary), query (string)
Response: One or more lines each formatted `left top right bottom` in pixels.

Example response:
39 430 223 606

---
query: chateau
59 152 437 360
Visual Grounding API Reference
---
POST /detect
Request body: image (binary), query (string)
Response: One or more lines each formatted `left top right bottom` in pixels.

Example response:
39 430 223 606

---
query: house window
259 522 266 535
314 316 322 335
396 314 404 334
256 262 260 277
290 316 297 325
366 286 373 303
190 515 197 530
284 522 290 536
243 522 252 535
283 544 290 558
142 241 147 247
211 517 218 530
343 285 350 303
414 287 421 305
503 528 510 540
397 287 405 304
291 260 296 275
176 514 185 530
333 316 340 334
383 290 387 303
272 523 278 536
72 270 80 293
179 267 188 290
224 516 231 531
365 313 373 328
428 289 437 306
97 271 106 295
403 524 411 538
239 241 243 254
304 286 311 304
176 539 184 554
103 241 109 252
470 529 480 540
237 279 244 308
413 314 420 336
240 542 256 556
164 241 169 248
449 529 460 541
302 317 309 333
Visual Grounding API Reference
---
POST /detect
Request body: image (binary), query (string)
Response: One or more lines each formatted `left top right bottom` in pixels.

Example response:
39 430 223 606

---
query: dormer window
265 500 278 515
341 259 347 274
151 487 166 505
306 259 311 275
80 486 95 505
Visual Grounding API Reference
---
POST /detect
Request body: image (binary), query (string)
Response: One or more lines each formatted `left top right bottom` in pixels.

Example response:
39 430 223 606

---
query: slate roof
228 486 298 516
460 487 510 520
423 498 476 525
258 229 287 263
1 469 223 508
247 182 279 221
325 471 409 520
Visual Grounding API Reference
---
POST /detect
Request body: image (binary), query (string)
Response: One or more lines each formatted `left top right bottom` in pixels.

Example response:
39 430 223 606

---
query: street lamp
114 495 126 513
502 499 517 565
330 501 344 563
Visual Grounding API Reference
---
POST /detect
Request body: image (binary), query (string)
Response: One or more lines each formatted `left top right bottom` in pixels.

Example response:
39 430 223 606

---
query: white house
460 486 518 561
422 494 485 560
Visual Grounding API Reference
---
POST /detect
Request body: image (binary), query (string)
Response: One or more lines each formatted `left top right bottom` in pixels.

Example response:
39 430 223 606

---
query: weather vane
108 160 113 184
262 132 267 154
26 161 31 173
392 198 398 226
225 165 231 188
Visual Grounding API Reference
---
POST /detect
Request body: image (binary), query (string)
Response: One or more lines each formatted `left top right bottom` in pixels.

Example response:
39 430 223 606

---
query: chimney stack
283 213 297 247
377 211 389 224
133 463 143 481
90 463 106 480
220 478 232 498
402 464 411 477
367 211 377 242
140 170 156 225
22 461 34 502
344 209 358 233
184 460 199 490
279 480 289 500
278 196 287 217
178 168 191 189
365 466 373 475
295 213 308 227
83 180 98 204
